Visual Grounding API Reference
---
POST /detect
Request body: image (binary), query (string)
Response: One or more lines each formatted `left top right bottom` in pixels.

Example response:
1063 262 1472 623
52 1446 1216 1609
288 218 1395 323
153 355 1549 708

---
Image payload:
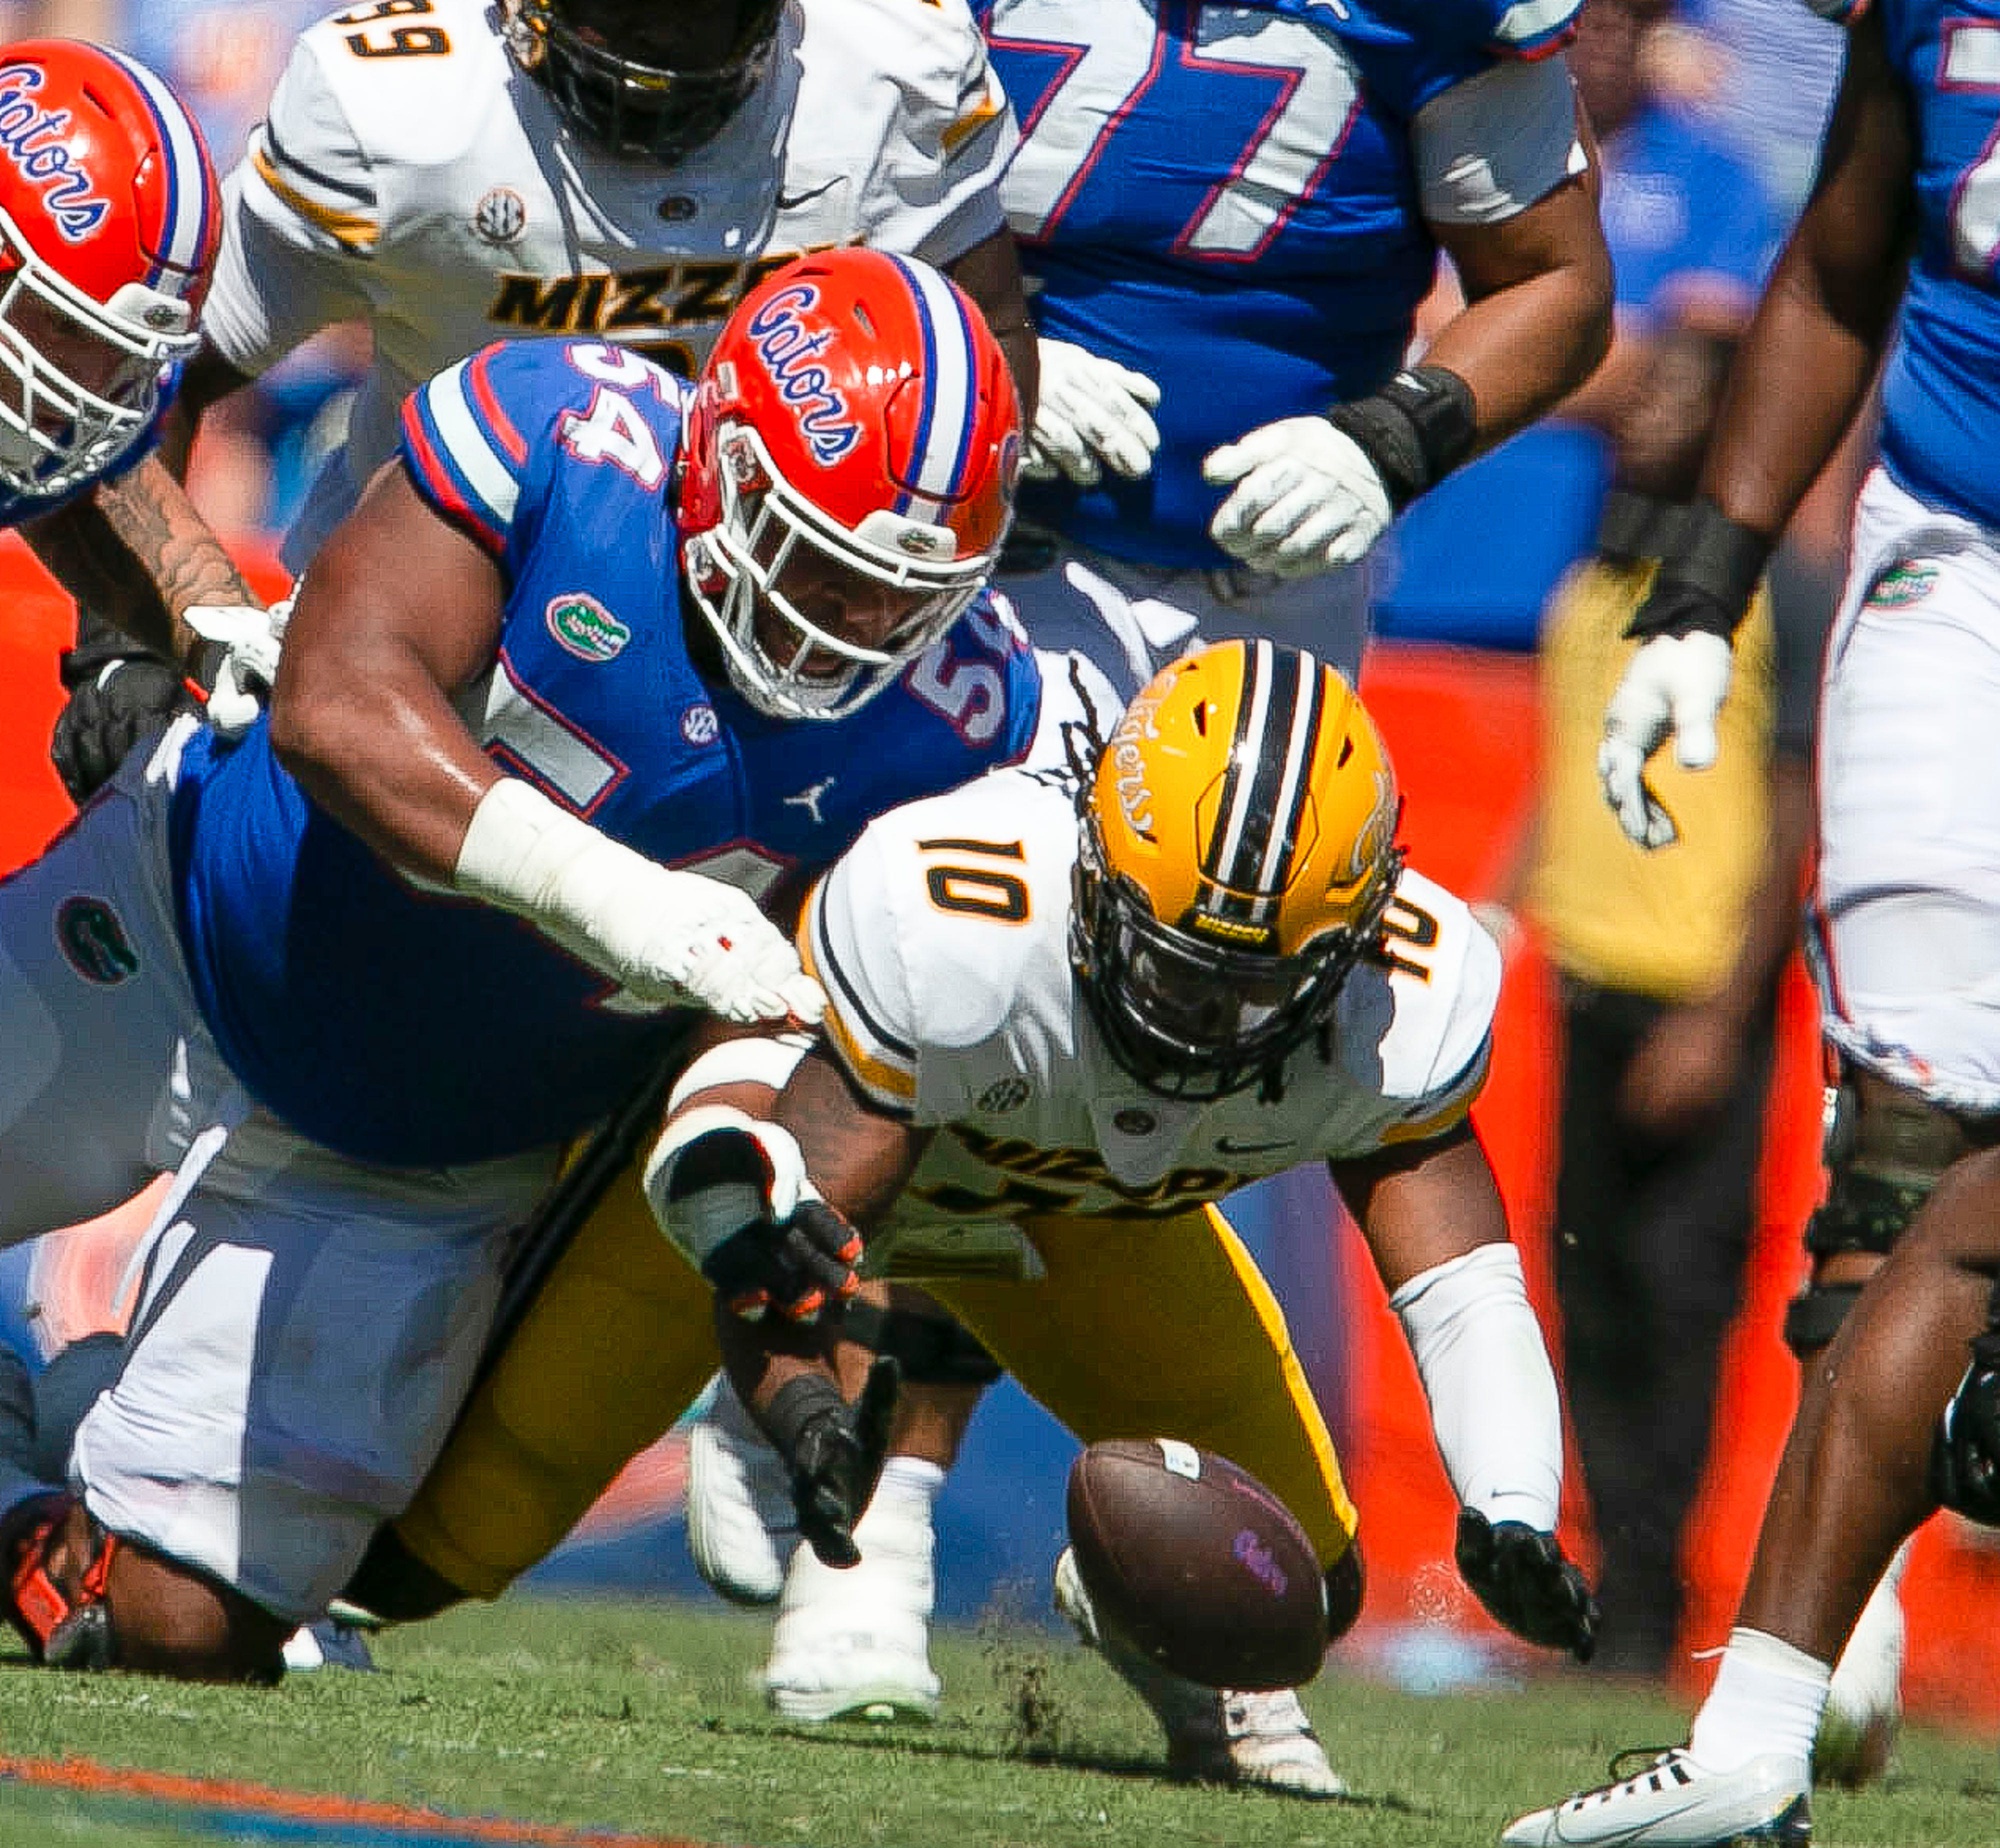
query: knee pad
1786 1069 1978 1358
840 1298 1002 1387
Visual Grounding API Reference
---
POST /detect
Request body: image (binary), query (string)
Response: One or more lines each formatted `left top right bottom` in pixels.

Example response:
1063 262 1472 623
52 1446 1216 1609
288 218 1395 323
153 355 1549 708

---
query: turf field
0 1595 1994 1847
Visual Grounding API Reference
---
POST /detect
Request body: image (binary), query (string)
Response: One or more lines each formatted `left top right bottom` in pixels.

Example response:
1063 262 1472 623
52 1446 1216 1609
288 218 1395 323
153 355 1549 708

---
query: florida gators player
981 0 1612 692
644 642 1597 1793
49 0 1037 802
0 38 258 729
0 247 1038 1682
1508 4 2000 1841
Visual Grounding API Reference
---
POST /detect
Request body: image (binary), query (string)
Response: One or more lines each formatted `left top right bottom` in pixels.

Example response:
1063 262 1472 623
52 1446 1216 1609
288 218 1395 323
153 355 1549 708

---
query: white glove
1203 415 1393 577
185 600 291 738
1597 630 1735 851
1023 338 1161 485
454 778 825 1025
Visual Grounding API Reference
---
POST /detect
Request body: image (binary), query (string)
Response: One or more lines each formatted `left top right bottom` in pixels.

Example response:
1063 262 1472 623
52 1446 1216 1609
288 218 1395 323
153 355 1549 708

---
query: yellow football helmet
1071 639 1403 1099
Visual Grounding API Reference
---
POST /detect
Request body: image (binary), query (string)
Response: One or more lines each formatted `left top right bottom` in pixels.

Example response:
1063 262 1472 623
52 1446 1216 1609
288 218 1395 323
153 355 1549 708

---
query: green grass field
0 1595 1993 1846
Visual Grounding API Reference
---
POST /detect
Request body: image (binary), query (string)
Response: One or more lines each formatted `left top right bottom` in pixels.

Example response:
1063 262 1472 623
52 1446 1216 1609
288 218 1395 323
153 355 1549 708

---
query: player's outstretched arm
653 1040 934 1564
1600 12 1913 848
1333 1125 1597 1660
1206 66 1612 579
272 464 816 1024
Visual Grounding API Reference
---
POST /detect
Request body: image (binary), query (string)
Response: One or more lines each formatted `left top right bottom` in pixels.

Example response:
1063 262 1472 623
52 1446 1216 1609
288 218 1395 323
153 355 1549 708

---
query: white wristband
1391 1242 1563 1531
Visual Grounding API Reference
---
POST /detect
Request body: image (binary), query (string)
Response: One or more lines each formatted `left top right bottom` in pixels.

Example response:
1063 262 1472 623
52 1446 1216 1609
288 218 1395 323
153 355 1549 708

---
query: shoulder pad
1337 868 1501 1122
804 771 1074 1109
288 0 509 172
1280 0 1579 59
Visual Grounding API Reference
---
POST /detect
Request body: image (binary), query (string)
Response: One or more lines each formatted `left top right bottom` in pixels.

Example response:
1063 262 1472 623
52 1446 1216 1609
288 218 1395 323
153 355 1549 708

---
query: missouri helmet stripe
887 253 979 521
102 48 216 288
1202 639 1322 923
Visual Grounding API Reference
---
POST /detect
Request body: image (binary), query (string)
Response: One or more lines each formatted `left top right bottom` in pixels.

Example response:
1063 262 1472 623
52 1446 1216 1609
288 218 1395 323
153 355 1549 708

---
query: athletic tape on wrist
760 1372 845 1462
1326 363 1476 508
1622 498 1771 640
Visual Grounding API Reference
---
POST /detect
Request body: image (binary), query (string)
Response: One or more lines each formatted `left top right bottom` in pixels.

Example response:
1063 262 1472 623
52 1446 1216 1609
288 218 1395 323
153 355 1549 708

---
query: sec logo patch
681 704 720 746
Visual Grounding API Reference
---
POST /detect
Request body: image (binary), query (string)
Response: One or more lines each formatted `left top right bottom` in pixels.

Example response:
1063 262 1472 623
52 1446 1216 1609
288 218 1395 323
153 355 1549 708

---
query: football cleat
280 1616 376 1673
762 1478 940 1723
685 1375 797 1606
1053 1545 1348 1799
1814 1553 1904 1789
1500 1749 1811 1846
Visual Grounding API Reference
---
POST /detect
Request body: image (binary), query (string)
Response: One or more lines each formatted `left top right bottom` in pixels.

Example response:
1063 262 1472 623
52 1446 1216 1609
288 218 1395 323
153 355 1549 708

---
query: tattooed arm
19 453 259 675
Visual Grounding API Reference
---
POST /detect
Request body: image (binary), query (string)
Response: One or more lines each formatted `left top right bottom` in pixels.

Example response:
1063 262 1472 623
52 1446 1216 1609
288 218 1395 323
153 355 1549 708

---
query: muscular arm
1427 149 1615 457
945 226 1039 424
266 462 504 880
1329 1120 1511 1292
1700 13 1913 537
18 454 259 671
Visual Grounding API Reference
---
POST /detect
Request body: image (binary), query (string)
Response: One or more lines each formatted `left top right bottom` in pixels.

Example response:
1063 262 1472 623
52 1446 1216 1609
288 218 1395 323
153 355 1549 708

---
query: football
1065 1438 1329 1691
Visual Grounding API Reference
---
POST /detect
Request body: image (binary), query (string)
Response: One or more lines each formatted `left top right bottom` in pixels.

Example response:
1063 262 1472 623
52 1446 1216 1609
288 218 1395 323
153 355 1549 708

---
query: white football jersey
800 767 1500 1244
200 0 1015 565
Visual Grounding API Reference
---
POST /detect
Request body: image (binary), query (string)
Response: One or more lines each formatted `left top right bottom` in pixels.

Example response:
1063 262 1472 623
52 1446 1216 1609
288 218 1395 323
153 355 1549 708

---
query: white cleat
1815 1552 1905 1789
1500 1749 1811 1846
762 1485 941 1723
685 1374 797 1607
1052 1545 1347 1799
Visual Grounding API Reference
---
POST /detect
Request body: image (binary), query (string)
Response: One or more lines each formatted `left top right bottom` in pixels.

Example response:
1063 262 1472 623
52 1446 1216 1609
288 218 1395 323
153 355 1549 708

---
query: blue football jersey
1871 0 2000 531
168 338 1040 1167
980 0 1580 568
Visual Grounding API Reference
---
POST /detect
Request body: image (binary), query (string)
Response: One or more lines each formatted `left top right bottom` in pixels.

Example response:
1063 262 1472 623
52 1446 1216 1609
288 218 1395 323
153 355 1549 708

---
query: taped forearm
1391 1242 1562 1530
452 777 815 1024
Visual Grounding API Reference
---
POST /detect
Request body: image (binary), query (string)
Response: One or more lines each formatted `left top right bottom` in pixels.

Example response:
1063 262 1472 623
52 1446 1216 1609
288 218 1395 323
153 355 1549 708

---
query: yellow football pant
393 1173 1356 1599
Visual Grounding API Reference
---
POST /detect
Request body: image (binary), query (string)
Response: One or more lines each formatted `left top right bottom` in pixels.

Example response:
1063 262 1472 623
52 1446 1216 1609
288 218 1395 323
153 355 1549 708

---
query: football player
677 0 1616 1728
348 641 1598 1796
0 247 1038 1683
50 0 1035 799
1506 4 2000 1843
983 0 1612 692
0 38 253 721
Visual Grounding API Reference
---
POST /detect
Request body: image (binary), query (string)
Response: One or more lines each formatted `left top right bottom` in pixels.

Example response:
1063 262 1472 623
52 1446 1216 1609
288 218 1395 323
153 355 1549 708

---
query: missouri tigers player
675 0 1615 1708
51 0 1033 796
373 642 1597 1796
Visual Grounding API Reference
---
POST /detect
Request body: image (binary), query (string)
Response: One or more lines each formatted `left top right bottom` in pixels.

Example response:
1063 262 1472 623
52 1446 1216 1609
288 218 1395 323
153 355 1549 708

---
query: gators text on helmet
0 39 218 500
676 245 1021 722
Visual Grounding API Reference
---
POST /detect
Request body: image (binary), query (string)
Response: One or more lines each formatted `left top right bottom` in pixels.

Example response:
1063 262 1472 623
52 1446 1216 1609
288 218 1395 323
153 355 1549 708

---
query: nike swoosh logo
777 178 841 210
1215 1136 1296 1156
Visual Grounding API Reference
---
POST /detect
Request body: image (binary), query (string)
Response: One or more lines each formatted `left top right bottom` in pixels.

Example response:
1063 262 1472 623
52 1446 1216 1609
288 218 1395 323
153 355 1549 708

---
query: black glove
761 1357 901 1568
51 641 193 805
666 1125 863 1324
1454 1507 1599 1663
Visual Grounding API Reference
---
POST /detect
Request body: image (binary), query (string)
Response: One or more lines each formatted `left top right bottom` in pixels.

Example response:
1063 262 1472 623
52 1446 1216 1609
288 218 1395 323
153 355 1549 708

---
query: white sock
1390 1243 1563 1529
860 1455 945 1530
1688 1627 1831 1775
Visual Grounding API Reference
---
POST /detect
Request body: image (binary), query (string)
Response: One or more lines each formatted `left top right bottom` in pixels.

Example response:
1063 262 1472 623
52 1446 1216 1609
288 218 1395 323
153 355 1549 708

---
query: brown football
1065 1438 1329 1691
